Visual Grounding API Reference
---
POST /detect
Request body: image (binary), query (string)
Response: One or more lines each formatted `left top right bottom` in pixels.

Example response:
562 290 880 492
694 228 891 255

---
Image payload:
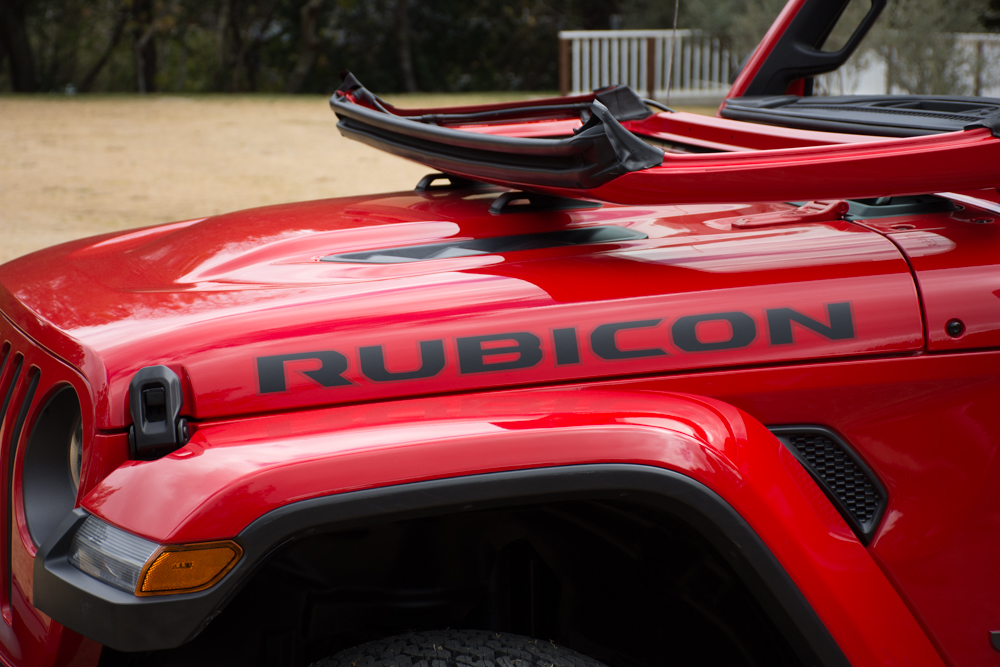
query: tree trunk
286 0 323 93
215 0 233 90
80 4 127 93
176 25 187 91
229 10 245 91
132 0 157 92
0 0 38 92
395 0 417 92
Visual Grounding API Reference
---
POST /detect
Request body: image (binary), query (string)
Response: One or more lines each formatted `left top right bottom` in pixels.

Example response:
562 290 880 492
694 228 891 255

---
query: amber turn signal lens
138 541 242 595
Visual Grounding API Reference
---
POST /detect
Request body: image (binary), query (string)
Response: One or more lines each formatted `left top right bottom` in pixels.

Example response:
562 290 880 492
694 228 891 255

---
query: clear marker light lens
69 515 159 593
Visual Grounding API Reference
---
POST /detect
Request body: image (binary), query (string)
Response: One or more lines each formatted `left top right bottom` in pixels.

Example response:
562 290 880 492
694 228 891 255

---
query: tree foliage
0 0 996 94
0 0 621 93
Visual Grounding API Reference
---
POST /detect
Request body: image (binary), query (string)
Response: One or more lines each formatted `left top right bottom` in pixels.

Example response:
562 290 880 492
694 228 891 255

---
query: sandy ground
0 94 716 264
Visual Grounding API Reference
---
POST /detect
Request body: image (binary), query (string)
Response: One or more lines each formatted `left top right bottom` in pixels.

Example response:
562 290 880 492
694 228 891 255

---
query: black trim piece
409 103 593 126
845 195 959 220
770 425 886 544
320 225 643 264
7 366 38 607
990 630 1000 652
593 85 654 122
488 191 602 215
414 173 493 192
23 387 82 548
741 0 886 96
966 109 1000 138
35 465 849 666
0 354 21 430
127 365 187 461
337 71 651 127
723 94 1000 137
0 343 8 387
331 83 662 190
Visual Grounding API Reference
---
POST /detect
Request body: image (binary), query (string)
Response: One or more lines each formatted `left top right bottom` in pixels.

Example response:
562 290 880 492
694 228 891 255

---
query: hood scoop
320 225 647 264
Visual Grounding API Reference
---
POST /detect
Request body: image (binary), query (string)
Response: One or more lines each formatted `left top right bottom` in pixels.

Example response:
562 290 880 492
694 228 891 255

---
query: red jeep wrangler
3 0 1000 665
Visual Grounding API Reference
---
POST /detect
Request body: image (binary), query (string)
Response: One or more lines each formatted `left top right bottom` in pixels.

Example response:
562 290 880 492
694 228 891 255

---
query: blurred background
1 0 996 96
1 0 1000 263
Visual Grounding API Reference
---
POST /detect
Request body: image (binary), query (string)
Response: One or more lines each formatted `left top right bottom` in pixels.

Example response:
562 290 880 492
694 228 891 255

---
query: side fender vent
770 426 886 543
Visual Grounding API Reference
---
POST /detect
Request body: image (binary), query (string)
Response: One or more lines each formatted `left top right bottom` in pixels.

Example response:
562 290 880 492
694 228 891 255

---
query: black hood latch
128 365 190 460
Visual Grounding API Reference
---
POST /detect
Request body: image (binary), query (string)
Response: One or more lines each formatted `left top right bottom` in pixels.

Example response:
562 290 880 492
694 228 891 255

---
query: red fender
83 387 942 667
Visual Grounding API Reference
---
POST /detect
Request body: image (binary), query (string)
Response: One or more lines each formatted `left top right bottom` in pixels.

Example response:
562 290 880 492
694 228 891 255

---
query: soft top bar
331 72 1000 206
331 72 663 190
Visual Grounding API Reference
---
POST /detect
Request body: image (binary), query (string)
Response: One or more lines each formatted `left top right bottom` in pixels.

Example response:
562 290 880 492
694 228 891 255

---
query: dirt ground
0 94 716 264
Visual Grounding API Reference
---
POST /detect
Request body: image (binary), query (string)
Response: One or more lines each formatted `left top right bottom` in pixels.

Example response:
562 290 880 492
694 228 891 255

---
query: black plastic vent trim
770 425 886 543
321 225 647 264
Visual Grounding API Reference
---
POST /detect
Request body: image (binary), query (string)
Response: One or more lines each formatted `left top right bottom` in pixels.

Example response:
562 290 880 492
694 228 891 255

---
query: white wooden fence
558 29 741 100
817 33 1000 98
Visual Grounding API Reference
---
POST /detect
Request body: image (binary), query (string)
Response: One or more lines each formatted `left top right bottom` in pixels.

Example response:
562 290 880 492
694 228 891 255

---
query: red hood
0 187 922 429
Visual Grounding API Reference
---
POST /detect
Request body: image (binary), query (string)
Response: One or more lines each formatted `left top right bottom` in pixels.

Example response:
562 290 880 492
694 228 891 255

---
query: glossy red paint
82 387 941 667
0 314 101 667
482 127 1000 207
0 192 922 430
7 4 1000 665
855 195 1000 352
622 111 885 151
455 112 885 150
70 340 1000 666
614 351 1000 667
5 152 997 667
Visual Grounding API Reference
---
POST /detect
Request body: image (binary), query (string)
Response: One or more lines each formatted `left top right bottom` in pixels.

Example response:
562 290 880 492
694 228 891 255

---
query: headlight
23 386 83 547
69 515 159 593
69 515 242 596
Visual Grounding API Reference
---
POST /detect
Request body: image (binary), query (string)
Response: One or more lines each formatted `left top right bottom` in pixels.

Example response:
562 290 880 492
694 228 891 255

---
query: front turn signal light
138 541 243 596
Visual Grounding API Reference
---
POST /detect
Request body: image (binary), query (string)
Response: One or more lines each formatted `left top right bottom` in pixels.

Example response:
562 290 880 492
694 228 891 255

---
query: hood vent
320 225 647 264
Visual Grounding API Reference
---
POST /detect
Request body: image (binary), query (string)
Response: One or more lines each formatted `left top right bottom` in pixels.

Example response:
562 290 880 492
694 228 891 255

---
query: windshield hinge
713 200 850 229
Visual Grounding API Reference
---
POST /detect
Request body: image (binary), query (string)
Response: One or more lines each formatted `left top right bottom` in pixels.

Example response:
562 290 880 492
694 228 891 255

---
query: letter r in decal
591 320 668 360
360 340 446 381
257 351 353 393
457 332 543 373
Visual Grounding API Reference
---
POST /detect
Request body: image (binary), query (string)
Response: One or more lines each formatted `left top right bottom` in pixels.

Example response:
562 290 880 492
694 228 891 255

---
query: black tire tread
310 630 609 667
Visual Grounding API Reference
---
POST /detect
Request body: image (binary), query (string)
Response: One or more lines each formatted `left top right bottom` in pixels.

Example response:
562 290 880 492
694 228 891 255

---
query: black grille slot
8 366 38 598
0 351 22 429
771 426 886 543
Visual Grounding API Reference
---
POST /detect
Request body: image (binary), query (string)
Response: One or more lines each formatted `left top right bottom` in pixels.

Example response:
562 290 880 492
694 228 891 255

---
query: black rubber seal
331 88 662 190
35 465 848 666
724 95 1000 137
966 109 1000 137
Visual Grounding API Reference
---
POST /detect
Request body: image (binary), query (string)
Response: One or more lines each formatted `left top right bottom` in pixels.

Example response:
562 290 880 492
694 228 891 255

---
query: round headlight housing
23 386 82 547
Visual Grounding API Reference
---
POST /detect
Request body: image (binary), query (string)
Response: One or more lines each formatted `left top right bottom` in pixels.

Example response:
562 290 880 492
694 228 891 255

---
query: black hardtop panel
723 94 1000 137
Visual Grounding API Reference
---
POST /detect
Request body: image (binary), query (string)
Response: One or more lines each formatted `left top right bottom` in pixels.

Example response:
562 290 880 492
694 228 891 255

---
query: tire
309 629 610 667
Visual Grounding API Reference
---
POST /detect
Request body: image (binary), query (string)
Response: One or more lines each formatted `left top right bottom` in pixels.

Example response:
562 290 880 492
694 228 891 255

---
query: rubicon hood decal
257 303 856 394
0 191 924 426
